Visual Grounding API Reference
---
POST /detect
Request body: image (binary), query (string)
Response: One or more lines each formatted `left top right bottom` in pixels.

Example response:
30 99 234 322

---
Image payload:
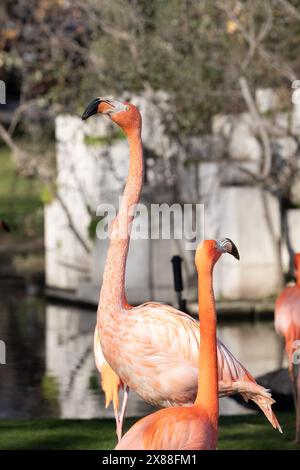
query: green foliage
40 184 56 205
87 216 99 240
0 146 44 241
87 214 107 240
2 1 299 137
88 373 101 396
40 375 61 418
41 375 59 403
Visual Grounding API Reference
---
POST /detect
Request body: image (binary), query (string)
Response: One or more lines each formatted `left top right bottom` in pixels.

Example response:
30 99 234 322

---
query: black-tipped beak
1 220 10 232
82 98 101 120
225 238 240 260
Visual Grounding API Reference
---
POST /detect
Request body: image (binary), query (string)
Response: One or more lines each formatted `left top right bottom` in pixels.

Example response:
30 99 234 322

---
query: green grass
0 413 299 450
0 146 44 240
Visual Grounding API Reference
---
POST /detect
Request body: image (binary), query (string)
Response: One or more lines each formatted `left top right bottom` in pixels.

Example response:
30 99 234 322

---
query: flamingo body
116 405 216 450
275 254 300 442
116 239 237 450
100 301 280 430
275 286 300 361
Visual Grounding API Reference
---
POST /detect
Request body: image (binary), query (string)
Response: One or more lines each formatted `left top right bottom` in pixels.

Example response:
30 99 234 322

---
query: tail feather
220 379 282 433
100 363 121 409
245 392 282 433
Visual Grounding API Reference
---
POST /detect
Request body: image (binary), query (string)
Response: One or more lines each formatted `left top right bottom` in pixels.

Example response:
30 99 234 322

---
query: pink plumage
275 253 300 443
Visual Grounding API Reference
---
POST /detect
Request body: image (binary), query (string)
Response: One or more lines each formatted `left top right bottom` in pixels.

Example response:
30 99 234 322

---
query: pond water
0 281 286 419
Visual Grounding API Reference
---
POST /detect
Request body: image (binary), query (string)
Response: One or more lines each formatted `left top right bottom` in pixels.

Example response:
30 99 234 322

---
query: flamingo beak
217 238 240 260
82 97 128 120
81 98 101 120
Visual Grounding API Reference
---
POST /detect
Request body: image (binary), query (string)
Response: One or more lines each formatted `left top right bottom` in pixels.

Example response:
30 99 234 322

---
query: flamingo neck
195 258 219 430
296 272 300 287
98 128 143 320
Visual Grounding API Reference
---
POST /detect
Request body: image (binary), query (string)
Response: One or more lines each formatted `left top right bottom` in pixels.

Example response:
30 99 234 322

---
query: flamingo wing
110 302 281 432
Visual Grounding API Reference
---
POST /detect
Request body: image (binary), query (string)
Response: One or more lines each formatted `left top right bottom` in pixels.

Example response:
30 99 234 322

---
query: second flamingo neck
195 261 219 428
98 130 144 318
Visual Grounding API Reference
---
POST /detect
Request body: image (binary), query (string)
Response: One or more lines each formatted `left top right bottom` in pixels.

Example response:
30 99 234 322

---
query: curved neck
195 258 218 429
98 128 144 318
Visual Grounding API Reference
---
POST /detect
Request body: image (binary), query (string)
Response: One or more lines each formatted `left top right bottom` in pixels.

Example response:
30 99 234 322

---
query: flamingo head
82 97 141 133
195 238 239 268
0 220 10 232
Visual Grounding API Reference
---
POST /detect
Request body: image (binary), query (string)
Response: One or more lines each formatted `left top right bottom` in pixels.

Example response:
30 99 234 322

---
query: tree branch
56 193 91 254
276 0 300 22
239 76 272 178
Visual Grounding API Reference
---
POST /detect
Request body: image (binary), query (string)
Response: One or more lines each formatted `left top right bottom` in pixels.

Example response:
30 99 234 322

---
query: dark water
0 281 285 419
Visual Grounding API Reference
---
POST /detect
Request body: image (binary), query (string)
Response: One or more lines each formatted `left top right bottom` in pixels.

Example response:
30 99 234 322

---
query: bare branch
8 99 39 136
239 76 272 178
217 0 297 81
276 0 300 21
0 122 28 168
56 193 91 254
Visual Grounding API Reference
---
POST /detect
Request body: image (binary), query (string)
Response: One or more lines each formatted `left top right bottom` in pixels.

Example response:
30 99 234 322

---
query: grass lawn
0 413 299 450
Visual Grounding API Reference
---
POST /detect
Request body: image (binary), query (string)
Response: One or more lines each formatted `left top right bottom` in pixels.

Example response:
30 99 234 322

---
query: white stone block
256 88 279 114
274 136 298 160
215 187 281 299
45 200 91 290
212 114 233 137
288 209 300 253
229 123 262 162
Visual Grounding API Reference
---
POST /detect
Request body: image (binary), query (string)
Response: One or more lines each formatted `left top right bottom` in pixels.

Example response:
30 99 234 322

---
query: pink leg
113 403 121 442
116 386 129 442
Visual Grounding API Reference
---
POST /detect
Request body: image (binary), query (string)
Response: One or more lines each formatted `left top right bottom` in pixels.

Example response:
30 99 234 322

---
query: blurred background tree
1 0 300 140
1 0 300 273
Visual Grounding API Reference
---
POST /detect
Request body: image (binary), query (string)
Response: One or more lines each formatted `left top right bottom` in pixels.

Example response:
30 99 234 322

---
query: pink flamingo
275 253 300 443
116 238 238 450
82 97 281 439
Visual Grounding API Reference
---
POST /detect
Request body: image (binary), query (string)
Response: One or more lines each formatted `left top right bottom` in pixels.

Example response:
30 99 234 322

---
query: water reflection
0 283 45 418
46 305 154 418
0 284 286 419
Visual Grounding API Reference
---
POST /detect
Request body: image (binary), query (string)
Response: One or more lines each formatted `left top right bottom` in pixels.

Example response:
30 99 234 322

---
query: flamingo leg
113 402 121 442
116 386 129 442
289 368 297 411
